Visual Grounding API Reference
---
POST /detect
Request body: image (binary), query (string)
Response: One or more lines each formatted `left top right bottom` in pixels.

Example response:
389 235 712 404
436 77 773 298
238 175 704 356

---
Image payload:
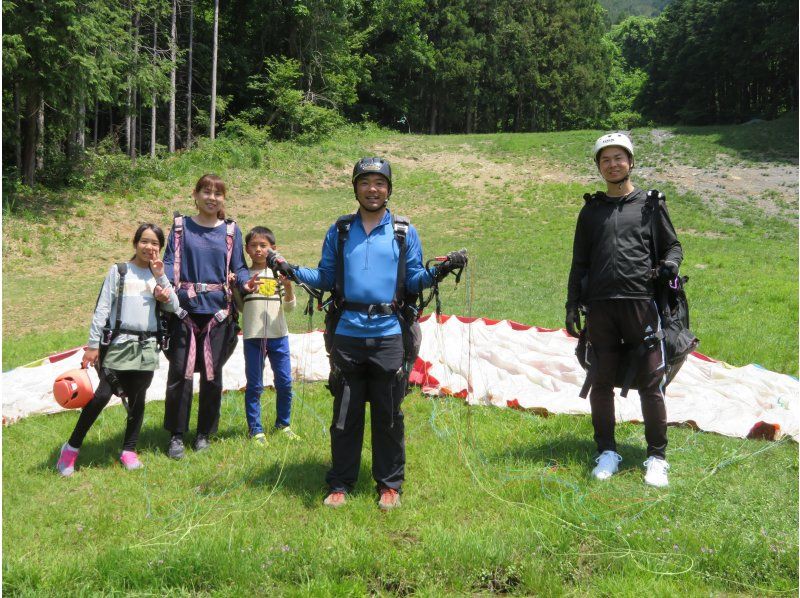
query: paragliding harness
162 212 240 381
319 214 424 372
576 190 699 398
94 262 165 412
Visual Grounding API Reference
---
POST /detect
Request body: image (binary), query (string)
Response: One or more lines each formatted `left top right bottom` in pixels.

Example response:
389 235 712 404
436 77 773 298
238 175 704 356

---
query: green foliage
602 34 651 128
245 56 345 142
5 0 793 190
641 0 798 124
599 0 672 24
609 15 659 70
220 117 271 146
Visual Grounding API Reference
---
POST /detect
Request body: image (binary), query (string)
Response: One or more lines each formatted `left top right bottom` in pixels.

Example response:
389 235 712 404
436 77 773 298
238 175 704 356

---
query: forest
2 0 796 187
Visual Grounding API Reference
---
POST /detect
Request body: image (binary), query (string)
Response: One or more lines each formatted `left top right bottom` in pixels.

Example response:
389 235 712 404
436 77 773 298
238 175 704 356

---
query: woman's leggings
163 313 237 436
69 370 155 452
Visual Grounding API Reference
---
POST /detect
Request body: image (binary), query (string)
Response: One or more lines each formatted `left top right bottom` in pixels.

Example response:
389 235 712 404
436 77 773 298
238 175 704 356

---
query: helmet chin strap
605 165 633 190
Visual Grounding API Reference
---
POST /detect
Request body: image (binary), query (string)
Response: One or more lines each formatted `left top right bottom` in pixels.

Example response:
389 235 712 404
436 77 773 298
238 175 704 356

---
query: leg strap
336 382 351 431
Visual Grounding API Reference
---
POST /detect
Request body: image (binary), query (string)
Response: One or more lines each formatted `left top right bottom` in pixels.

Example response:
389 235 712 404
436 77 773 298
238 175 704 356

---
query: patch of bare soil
638 162 798 220
312 142 594 218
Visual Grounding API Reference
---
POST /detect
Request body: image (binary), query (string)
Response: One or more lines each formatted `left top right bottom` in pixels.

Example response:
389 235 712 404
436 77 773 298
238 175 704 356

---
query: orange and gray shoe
378 487 401 510
323 491 347 508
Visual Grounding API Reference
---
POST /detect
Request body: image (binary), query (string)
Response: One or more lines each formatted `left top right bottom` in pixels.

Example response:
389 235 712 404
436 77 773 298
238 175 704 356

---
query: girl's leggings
69 370 155 452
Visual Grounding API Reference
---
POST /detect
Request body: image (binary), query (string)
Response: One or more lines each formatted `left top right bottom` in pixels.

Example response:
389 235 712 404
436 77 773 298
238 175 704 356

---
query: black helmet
352 157 392 195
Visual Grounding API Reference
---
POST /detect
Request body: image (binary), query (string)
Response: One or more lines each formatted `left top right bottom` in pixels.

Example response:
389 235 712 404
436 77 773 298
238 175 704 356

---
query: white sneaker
592 450 622 480
643 456 670 487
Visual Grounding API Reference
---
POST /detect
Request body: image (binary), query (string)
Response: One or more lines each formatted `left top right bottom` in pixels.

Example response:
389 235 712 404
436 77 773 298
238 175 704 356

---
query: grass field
4 386 798 595
3 116 798 595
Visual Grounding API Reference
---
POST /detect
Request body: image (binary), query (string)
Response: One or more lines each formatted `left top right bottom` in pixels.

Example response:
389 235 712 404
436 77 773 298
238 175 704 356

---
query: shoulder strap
393 215 410 304
647 189 663 267
224 219 236 277
111 262 127 334
172 212 184 288
334 214 356 300
583 192 599 204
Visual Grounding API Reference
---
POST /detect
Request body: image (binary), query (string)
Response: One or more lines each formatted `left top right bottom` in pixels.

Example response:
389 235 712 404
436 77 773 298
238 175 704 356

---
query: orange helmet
53 369 95 409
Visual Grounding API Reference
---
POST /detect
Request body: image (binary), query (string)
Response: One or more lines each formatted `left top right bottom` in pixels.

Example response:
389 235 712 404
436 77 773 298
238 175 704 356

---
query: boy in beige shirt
237 226 297 444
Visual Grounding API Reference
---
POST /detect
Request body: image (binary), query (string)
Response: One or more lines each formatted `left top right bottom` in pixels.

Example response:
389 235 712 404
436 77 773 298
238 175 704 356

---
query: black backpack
576 190 699 397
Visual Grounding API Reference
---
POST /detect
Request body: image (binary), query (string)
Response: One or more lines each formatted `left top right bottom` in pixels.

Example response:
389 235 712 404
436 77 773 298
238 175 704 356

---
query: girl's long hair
194 173 227 220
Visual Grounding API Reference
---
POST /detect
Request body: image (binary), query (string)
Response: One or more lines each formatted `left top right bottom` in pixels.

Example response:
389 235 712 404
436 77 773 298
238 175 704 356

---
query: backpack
322 213 422 374
576 190 699 397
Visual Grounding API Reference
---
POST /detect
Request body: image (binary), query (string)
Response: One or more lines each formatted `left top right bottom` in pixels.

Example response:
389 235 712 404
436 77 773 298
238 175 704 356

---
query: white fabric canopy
3 315 797 441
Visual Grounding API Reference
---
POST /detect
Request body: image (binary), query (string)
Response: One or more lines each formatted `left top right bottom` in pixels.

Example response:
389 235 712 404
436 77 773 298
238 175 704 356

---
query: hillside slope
3 116 797 373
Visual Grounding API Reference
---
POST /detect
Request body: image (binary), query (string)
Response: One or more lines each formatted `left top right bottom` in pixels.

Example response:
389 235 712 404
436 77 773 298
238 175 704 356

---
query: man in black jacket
566 133 683 487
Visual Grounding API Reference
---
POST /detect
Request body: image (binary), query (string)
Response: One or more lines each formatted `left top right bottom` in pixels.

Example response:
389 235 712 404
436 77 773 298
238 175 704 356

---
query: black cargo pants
326 334 406 494
586 299 668 458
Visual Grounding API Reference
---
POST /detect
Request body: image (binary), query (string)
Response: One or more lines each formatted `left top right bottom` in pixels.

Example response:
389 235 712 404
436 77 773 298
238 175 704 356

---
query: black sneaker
167 435 185 460
193 434 210 452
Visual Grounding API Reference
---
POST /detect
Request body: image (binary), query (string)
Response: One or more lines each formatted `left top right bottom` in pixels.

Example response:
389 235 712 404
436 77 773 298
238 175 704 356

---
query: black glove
657 260 679 283
565 307 582 338
266 250 297 281
434 249 468 282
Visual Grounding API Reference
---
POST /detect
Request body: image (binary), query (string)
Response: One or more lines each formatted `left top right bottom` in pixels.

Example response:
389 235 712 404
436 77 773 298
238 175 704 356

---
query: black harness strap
96 263 130 411
342 301 395 316
393 215 409 306
334 214 356 306
618 190 664 397
332 213 410 314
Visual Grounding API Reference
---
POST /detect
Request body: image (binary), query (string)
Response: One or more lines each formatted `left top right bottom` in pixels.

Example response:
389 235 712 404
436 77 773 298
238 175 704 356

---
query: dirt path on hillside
318 140 797 220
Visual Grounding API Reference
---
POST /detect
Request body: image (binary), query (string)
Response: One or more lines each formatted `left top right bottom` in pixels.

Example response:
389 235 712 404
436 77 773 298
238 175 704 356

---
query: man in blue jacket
269 157 465 510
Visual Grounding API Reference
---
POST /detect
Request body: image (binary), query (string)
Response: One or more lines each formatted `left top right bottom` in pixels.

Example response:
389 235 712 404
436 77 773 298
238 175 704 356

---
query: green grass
4 386 797 595
2 118 798 594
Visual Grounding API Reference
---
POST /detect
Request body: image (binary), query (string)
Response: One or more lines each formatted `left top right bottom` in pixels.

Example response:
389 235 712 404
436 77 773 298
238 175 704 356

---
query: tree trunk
186 0 193 148
514 94 523 133
130 87 138 162
210 0 219 139
130 9 140 161
22 91 38 186
168 0 177 152
151 10 157 158
138 101 143 156
77 95 86 153
429 94 438 135
14 84 22 174
125 87 132 155
94 97 99 148
36 96 44 172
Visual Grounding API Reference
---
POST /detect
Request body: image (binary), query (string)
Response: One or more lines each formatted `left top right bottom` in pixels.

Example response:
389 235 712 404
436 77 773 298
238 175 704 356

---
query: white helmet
593 133 634 165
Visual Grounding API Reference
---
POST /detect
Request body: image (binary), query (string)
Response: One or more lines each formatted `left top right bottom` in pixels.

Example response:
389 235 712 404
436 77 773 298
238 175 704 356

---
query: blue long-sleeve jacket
294 210 434 338
162 217 250 314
